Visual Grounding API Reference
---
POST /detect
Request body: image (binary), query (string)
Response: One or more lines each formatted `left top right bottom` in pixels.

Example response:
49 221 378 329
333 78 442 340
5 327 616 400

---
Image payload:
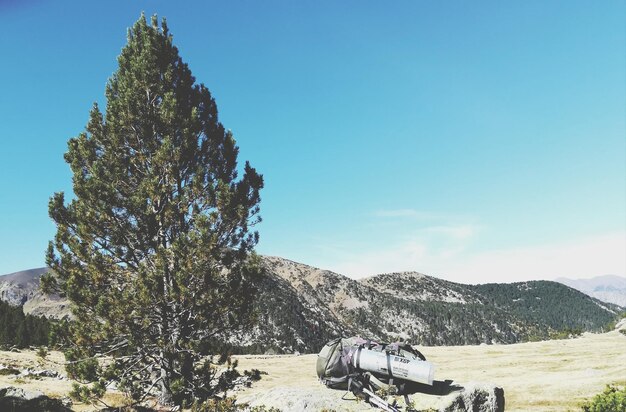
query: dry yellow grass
1 330 624 411
0 349 124 411
234 330 626 411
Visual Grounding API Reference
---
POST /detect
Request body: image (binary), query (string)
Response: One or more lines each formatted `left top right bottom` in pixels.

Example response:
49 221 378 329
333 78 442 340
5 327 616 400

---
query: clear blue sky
1 1 624 283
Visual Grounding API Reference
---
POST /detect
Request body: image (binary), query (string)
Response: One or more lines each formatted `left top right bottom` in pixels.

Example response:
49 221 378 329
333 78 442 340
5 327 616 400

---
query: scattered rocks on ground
0 385 71 411
59 396 73 408
0 386 45 400
0 365 20 375
240 382 505 412
19 368 64 379
1 364 65 381
231 375 255 390
442 383 505 412
242 387 348 411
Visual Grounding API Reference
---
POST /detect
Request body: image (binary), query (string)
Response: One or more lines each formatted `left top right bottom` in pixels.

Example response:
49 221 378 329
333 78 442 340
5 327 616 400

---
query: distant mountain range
556 275 626 307
1 257 623 353
0 267 69 318
0 267 48 306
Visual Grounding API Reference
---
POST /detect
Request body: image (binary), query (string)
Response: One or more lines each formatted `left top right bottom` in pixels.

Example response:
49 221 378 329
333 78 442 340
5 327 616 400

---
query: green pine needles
582 385 626 412
43 13 263 406
0 300 51 349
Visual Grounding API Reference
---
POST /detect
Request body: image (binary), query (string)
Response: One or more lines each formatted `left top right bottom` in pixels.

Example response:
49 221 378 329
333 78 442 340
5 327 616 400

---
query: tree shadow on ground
404 379 464 396
0 396 72 412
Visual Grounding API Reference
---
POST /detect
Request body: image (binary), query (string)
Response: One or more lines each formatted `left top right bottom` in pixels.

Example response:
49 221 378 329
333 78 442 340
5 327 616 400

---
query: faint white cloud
320 231 626 285
296 207 625 284
314 220 480 278
326 239 430 278
443 232 626 284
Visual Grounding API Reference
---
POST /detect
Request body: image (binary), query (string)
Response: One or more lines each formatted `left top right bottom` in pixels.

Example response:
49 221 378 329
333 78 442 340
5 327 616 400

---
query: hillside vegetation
0 300 50 348
1 256 623 354
241 257 622 352
470 281 621 332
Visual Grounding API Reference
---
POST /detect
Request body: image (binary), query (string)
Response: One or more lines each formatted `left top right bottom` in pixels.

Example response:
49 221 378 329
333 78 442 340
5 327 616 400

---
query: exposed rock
23 291 71 319
0 386 44 400
0 385 71 411
0 268 48 306
19 368 63 379
0 365 20 375
442 383 505 412
241 387 353 411
0 267 71 319
239 382 505 412
59 397 73 408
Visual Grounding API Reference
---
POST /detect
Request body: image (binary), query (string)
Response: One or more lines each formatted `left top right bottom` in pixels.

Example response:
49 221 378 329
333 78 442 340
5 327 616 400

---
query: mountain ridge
556 275 626 307
1 257 622 353
0 267 48 306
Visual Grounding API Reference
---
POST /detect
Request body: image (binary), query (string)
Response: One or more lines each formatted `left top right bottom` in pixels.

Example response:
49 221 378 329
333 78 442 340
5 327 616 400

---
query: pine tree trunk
181 351 193 393
159 351 173 405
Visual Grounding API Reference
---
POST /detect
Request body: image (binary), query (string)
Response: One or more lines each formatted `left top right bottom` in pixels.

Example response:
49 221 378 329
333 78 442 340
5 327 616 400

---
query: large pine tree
44 14 263 405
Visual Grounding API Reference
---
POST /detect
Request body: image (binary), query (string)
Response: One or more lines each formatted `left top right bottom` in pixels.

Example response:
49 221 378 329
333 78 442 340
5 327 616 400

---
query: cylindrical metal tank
352 347 435 385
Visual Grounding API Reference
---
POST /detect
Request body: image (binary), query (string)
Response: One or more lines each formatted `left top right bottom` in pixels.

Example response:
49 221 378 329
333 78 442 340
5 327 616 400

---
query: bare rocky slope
0 268 69 318
244 257 621 352
1 257 622 354
0 268 48 306
556 275 626 307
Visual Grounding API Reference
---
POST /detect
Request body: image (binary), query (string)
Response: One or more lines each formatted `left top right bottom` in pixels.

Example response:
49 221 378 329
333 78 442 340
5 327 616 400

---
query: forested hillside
0 300 51 348
469 281 622 331
1 257 622 354
239 258 621 352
